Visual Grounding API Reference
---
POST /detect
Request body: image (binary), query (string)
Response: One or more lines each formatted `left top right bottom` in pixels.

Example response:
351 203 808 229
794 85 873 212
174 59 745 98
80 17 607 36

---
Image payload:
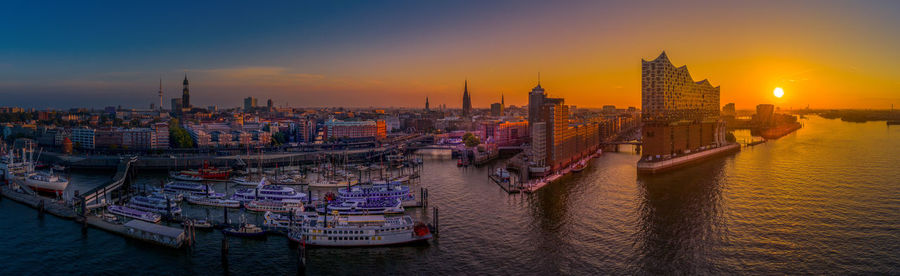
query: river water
1 116 898 275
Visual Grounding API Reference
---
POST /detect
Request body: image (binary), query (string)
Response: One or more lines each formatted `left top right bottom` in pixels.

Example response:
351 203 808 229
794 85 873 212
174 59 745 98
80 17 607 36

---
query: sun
773 87 784 98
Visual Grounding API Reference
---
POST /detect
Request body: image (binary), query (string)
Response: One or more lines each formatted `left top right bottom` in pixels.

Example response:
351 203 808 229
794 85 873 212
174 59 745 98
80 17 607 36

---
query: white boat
231 176 268 186
163 181 215 197
245 199 304 213
324 197 404 215
186 196 241 208
127 195 181 216
107 205 161 223
24 171 69 195
286 214 432 247
169 172 204 182
231 185 307 202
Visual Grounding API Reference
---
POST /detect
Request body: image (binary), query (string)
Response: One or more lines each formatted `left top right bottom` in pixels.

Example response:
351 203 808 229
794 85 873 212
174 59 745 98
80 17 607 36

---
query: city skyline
2 1 899 110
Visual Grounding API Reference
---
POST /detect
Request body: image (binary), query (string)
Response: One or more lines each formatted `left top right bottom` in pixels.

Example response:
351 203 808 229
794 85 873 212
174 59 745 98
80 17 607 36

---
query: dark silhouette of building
490 103 502 116
528 82 545 129
425 97 430 111
462 80 472 117
182 75 191 110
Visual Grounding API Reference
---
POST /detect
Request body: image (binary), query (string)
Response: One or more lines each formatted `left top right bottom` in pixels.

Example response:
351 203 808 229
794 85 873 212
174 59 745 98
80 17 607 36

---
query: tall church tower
425 96 430 111
182 74 191 110
462 80 472 117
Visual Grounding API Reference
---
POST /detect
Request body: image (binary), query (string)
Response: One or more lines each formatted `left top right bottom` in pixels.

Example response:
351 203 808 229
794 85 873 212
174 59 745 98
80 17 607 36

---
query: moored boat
287 214 431 247
107 205 161 223
164 181 215 197
246 199 304 213
186 195 241 208
24 171 69 195
322 197 404 215
337 182 414 201
222 223 266 238
127 195 182 216
231 185 307 202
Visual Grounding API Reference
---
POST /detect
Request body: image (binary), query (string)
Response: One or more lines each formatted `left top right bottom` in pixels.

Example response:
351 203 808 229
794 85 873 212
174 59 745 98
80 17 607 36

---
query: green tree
272 132 286 146
463 132 480 147
168 119 195 148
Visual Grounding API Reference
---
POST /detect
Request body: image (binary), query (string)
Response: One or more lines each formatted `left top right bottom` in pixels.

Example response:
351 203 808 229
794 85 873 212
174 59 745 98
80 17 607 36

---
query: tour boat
149 189 183 202
169 171 205 181
337 182 414 201
263 211 308 229
231 176 268 186
272 174 304 185
286 214 432 247
127 195 182 216
245 199 304 213
322 197 404 215
186 195 241 208
163 181 215 197
107 205 161 223
24 171 69 195
222 223 266 238
230 185 308 202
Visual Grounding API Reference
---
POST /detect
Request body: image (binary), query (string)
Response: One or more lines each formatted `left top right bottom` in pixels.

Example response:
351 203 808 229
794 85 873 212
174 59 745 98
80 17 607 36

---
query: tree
272 132 286 146
463 132 480 147
168 119 195 148
725 132 737 143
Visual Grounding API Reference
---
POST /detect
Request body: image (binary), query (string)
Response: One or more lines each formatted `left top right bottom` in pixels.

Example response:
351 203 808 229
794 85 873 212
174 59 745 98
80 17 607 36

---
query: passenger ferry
337 182 414 201
107 205 161 223
186 195 241 208
163 181 215 197
230 185 307 202
286 214 432 247
245 199 304 213
127 195 182 216
169 171 204 181
323 197 404 215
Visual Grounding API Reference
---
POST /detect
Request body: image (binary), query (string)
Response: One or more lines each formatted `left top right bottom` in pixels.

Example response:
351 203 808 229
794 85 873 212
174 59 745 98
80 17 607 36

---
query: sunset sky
1 1 898 110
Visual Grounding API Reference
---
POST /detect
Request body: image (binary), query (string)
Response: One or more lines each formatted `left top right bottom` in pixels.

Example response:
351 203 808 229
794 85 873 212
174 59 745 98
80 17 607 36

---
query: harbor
1 146 439 257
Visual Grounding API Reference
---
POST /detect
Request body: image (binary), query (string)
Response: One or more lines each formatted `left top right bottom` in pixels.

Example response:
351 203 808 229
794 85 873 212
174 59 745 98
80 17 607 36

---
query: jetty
1 155 190 249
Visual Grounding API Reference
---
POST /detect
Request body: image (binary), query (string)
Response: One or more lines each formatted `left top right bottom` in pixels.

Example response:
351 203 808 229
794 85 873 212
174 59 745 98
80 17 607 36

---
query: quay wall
41 147 397 170
637 143 740 174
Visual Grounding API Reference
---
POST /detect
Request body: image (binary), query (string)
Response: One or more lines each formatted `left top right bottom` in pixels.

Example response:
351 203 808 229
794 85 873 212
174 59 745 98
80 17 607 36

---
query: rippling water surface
1 116 898 275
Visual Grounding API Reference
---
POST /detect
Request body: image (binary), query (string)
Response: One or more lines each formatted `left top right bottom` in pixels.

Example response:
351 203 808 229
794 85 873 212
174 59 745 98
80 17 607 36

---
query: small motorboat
222 223 266 238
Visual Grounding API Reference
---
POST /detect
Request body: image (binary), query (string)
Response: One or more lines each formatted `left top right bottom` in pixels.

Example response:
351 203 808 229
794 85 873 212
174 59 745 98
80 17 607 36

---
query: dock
488 174 521 194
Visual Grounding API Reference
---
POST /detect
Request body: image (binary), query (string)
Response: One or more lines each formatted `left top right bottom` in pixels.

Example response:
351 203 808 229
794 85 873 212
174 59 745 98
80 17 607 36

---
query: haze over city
2 0 898 109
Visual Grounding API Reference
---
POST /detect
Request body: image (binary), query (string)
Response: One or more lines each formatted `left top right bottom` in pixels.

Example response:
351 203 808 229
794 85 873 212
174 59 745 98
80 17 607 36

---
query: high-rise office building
244 97 258 112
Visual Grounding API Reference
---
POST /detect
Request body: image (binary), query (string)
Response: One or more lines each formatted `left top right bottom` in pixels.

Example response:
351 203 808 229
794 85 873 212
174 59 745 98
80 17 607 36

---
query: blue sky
1 1 899 109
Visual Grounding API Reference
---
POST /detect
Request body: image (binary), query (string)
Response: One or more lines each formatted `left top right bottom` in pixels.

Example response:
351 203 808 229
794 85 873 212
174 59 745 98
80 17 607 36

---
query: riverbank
760 122 802 140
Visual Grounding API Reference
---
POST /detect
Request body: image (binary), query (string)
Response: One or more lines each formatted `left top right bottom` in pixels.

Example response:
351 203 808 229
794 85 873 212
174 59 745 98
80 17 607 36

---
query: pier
76 156 139 210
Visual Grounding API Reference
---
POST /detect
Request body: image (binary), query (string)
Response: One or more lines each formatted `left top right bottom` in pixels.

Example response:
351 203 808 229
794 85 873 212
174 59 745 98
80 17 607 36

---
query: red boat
177 161 231 180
